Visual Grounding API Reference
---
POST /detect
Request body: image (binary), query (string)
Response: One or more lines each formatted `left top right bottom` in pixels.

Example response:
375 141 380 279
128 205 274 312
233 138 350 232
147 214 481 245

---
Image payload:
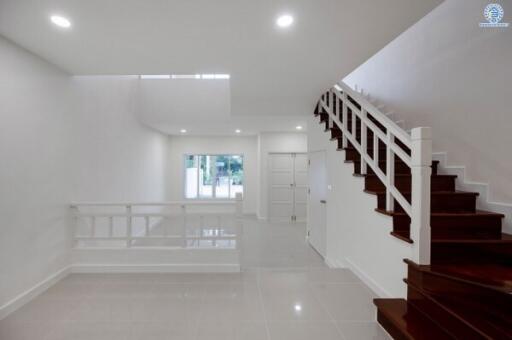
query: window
185 154 243 199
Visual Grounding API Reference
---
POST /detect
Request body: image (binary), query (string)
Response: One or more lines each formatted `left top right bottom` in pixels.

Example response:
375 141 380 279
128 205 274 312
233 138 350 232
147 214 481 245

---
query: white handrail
70 193 244 251
71 201 236 207
334 84 411 146
319 81 432 264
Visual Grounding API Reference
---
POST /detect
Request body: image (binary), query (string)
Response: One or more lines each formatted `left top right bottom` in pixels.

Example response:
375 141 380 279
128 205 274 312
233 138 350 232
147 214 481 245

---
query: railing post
361 109 368 174
235 192 244 252
71 205 79 248
385 131 395 211
108 216 114 238
126 205 132 248
327 91 332 130
410 127 432 265
335 90 341 120
342 90 348 149
181 204 187 248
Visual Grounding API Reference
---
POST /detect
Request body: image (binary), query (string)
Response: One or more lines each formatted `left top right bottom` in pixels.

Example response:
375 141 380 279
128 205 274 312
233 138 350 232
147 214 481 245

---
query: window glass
198 155 214 198
230 155 244 199
185 155 198 199
185 154 243 199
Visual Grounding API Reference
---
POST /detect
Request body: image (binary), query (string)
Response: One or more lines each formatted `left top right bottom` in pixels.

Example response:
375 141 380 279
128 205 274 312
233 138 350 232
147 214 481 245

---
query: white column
410 127 432 265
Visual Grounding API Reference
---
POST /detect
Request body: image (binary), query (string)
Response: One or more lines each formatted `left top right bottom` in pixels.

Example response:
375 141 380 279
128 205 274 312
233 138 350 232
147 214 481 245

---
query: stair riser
431 242 512 265
407 285 487 339
376 193 477 213
392 215 502 240
408 265 512 323
365 176 456 193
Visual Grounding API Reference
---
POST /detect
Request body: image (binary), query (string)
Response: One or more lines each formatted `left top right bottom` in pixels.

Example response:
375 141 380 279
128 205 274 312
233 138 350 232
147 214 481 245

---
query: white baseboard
71 263 241 273
433 152 512 233
344 257 392 298
0 265 71 321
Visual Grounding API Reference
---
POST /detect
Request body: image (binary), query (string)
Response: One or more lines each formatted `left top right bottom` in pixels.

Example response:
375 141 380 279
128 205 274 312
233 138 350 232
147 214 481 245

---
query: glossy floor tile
0 218 390 339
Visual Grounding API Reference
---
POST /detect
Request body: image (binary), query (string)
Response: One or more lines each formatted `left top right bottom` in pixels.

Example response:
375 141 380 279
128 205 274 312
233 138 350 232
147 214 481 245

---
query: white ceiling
0 0 442 129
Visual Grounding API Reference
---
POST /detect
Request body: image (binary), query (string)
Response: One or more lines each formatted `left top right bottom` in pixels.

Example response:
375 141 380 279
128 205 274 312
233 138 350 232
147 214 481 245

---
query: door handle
320 200 327 204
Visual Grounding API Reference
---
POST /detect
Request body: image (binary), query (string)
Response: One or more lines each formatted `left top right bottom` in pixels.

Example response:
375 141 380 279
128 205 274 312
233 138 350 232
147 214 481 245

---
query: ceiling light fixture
50 15 71 28
235 129 241 134
276 14 294 28
180 129 187 134
296 125 303 130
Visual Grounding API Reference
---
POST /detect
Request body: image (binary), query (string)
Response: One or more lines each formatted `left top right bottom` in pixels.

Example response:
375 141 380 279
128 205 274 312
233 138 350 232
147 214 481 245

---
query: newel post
410 127 432 265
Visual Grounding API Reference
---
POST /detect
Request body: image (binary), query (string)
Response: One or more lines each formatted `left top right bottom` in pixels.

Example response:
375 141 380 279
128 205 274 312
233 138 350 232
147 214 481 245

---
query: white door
269 153 308 222
293 154 309 222
308 151 327 257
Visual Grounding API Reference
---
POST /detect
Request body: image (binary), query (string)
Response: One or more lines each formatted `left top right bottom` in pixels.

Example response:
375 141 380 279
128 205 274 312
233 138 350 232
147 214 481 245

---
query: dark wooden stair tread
375 208 504 219
364 190 479 196
432 233 512 244
391 231 413 243
374 299 452 340
429 262 512 293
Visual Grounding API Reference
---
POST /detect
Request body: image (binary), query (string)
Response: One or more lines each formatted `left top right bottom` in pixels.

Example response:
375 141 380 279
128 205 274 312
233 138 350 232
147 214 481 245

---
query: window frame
183 153 244 200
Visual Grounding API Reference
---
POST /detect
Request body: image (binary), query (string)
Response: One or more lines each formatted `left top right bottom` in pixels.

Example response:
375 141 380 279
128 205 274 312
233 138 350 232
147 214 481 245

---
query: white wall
0 44 170 312
0 36 74 309
167 136 258 214
344 0 512 205
308 116 412 298
72 76 168 202
258 132 308 219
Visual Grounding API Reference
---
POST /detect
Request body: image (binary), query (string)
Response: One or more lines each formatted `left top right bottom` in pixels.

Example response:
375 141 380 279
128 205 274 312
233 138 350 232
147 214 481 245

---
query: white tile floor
0 217 391 340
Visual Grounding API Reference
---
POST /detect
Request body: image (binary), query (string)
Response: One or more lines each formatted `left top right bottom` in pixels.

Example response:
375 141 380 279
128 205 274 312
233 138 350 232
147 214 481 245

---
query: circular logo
484 3 504 24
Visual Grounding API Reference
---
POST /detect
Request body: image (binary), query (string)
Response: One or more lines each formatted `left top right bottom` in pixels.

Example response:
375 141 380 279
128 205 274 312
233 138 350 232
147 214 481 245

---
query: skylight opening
139 74 230 80
140 75 171 79
171 74 201 79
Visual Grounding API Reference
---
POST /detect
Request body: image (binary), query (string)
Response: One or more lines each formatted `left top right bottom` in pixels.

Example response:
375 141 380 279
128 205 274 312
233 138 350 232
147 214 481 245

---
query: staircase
314 83 510 339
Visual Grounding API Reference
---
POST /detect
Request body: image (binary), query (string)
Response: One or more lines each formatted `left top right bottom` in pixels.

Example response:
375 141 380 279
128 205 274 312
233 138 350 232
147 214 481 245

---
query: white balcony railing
70 193 243 251
319 82 432 264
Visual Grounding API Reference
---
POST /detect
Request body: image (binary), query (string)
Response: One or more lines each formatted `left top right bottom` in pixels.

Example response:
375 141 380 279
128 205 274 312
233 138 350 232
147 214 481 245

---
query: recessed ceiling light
180 129 187 133
296 125 303 130
50 15 71 28
294 304 302 312
276 14 294 28
235 129 241 134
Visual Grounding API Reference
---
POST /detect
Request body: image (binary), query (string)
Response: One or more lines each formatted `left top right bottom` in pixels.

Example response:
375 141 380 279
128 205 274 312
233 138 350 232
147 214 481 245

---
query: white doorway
268 153 308 222
308 150 327 257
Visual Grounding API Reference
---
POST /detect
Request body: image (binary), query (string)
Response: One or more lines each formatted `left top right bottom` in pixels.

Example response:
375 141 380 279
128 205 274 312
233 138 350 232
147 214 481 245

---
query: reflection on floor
0 217 390 339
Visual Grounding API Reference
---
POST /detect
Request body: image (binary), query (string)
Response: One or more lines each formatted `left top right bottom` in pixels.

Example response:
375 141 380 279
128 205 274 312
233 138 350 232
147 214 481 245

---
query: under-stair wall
308 115 412 298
